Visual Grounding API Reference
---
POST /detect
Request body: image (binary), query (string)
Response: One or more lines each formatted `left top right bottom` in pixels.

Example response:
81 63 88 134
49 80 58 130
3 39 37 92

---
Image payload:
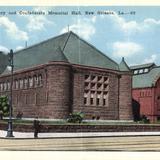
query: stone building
0 31 133 120
131 63 160 122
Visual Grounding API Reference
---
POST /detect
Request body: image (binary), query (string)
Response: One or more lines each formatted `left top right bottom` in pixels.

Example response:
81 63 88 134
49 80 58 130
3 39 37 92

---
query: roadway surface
1 135 160 151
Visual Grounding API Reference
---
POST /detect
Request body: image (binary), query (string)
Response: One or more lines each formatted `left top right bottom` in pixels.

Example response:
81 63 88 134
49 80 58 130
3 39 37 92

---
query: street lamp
6 49 14 137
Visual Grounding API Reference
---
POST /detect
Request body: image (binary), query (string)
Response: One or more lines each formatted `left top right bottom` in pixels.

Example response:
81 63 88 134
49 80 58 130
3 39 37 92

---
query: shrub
0 96 9 119
140 114 150 124
67 112 84 123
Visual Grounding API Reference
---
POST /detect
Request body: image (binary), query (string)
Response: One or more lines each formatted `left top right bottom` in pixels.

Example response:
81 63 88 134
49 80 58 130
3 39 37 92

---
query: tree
0 96 9 119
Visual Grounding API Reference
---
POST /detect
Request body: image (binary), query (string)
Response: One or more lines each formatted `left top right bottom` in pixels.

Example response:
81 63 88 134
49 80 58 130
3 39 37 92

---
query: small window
4 82 7 91
91 75 96 81
91 83 96 90
34 75 38 87
103 93 108 106
139 69 144 74
19 79 23 89
144 68 149 73
84 82 90 89
84 91 89 105
24 78 28 89
103 99 106 106
98 76 102 82
104 84 108 90
134 70 138 74
29 77 33 88
90 98 94 105
38 74 43 86
104 77 108 83
15 79 19 89
85 75 90 81
84 97 87 105
1 83 4 91
7 81 10 90
97 83 102 90
96 98 100 105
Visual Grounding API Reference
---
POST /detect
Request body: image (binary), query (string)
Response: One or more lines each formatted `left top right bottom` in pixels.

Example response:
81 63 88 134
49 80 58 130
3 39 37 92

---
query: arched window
103 92 108 106
97 92 102 106
7 81 10 90
84 91 89 105
0 83 2 91
1 83 4 91
33 75 38 87
38 74 43 86
29 77 33 88
24 77 28 89
19 79 23 89
15 79 19 89
4 82 7 91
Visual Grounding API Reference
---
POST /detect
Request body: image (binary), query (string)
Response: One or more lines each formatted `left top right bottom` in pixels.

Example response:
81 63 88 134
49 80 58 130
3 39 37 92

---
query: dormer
130 63 156 75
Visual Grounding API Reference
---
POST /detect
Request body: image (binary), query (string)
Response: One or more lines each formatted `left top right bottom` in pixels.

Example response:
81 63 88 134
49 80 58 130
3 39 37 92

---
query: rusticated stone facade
0 62 133 120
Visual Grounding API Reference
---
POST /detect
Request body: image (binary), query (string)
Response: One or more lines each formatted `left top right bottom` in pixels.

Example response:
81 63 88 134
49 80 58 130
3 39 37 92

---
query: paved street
1 135 160 151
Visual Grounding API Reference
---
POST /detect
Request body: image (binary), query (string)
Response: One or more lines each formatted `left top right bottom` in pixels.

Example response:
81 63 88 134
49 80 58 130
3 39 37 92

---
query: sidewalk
1 130 160 139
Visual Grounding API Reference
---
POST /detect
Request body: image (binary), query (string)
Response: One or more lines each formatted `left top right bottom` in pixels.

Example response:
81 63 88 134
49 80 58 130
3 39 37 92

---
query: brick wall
72 66 120 120
0 63 133 121
0 67 47 118
45 62 72 119
132 88 154 120
132 85 160 122
0 62 72 119
119 74 133 120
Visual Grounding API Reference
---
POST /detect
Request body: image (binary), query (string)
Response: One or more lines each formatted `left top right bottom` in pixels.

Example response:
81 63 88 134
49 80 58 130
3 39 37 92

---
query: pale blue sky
0 6 160 66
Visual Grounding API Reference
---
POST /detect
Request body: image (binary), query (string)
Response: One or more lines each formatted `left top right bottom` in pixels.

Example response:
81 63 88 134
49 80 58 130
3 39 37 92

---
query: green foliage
67 112 84 123
0 96 9 117
138 115 150 124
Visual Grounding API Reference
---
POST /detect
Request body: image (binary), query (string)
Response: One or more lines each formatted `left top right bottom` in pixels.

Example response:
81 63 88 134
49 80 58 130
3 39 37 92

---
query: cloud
107 12 160 35
15 46 24 51
20 7 54 32
60 16 96 40
0 45 9 54
112 41 143 57
27 16 53 31
0 17 28 41
143 54 157 63
110 13 140 34
143 18 160 26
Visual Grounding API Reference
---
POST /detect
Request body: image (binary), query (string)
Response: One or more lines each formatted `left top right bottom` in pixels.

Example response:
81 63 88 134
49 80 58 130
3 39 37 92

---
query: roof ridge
130 62 155 69
14 32 70 55
68 31 119 69
62 31 72 51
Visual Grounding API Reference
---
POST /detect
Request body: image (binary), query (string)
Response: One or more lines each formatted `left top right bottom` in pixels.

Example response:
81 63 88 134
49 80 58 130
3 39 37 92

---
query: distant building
0 31 133 120
131 63 160 122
